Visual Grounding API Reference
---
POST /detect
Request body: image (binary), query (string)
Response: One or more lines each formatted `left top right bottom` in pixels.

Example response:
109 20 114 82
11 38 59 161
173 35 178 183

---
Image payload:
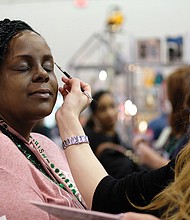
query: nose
107 107 116 116
104 109 115 121
32 65 49 82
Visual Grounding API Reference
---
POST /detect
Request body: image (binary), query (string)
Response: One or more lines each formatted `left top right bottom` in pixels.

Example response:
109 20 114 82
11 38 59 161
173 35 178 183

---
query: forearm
56 112 108 209
150 155 169 169
136 143 170 169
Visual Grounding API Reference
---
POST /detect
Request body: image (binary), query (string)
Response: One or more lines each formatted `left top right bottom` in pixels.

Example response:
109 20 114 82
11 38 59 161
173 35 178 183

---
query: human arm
92 160 175 214
135 142 170 169
98 146 144 178
133 136 169 169
55 77 108 209
55 77 174 214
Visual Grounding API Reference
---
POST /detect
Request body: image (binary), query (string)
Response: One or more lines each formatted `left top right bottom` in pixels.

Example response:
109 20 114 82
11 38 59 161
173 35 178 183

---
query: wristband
62 135 89 150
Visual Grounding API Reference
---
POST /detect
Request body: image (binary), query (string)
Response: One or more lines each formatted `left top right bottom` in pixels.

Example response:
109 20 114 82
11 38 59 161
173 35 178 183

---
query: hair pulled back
89 90 111 113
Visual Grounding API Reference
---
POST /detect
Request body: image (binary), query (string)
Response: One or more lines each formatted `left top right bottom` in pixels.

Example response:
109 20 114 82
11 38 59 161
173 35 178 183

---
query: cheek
1 80 21 96
51 78 59 105
51 75 58 92
97 113 107 122
115 110 119 118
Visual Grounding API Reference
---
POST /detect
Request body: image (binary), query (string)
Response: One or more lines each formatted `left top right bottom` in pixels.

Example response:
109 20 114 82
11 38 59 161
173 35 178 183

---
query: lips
29 88 53 98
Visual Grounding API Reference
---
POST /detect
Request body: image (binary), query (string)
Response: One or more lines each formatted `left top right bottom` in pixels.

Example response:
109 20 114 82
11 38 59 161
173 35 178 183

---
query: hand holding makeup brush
54 62 97 104
58 77 92 116
55 77 92 148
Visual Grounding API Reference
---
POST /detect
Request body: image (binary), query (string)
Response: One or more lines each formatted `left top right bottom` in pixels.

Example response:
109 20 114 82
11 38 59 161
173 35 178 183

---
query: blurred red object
74 0 88 8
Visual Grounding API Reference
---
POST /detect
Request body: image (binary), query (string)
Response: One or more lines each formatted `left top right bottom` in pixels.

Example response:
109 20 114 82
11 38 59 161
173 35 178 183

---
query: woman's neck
0 116 35 141
105 130 116 136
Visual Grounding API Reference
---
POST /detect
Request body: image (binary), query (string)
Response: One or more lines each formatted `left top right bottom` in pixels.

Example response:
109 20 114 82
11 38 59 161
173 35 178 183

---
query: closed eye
43 61 53 72
15 66 31 72
43 66 53 72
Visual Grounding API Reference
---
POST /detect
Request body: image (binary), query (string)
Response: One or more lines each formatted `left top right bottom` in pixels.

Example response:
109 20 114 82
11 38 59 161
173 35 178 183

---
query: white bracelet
62 135 89 150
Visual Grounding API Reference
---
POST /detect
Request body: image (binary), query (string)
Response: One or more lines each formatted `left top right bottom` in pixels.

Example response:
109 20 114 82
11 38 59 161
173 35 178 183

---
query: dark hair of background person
85 90 112 129
132 66 190 171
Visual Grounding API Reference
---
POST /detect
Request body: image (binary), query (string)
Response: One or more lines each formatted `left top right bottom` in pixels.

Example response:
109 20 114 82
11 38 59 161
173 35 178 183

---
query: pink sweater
0 131 85 220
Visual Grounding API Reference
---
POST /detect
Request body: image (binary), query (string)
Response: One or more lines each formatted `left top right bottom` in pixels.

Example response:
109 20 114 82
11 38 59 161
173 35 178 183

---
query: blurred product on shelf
106 5 124 33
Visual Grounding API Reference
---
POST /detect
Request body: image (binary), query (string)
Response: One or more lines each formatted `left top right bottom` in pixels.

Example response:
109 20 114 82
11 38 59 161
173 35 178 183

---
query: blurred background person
147 80 169 143
133 66 190 169
84 90 147 179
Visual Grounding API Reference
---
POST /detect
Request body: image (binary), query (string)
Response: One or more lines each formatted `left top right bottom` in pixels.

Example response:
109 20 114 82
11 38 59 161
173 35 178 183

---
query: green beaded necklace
30 137 81 201
0 122 83 205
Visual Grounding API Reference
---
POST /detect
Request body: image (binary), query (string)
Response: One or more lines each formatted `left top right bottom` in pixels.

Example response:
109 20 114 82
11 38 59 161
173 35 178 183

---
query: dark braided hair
0 18 39 66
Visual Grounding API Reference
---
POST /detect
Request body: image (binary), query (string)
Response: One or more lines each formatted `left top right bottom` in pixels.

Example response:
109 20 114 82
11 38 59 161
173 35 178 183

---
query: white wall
1 0 188 127
0 0 190 72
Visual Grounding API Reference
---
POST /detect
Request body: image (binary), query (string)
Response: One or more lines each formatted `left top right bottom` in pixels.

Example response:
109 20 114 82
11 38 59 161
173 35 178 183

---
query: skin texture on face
0 31 58 139
94 93 118 133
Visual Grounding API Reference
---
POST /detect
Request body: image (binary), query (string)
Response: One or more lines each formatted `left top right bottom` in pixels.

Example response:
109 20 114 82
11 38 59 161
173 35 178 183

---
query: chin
36 107 53 118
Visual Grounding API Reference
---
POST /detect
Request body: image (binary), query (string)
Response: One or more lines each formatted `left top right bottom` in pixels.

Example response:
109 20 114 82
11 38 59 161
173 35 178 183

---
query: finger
61 77 81 93
59 77 71 93
59 87 68 98
83 91 93 103
64 84 71 92
61 76 70 84
120 212 160 220
65 77 90 92
61 77 92 100
80 81 91 93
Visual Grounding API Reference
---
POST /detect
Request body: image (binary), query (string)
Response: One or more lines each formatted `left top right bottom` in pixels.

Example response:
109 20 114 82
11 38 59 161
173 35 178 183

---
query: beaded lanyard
30 137 82 203
0 123 83 205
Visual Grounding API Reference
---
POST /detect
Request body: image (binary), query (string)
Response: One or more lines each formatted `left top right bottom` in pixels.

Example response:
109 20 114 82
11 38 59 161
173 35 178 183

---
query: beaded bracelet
62 135 89 150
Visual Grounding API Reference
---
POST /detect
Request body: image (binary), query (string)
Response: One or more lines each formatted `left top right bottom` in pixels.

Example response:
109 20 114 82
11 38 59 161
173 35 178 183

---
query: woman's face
0 31 58 124
94 93 118 131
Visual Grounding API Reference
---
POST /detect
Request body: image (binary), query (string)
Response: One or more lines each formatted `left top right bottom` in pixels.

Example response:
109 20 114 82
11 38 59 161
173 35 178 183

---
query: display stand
66 29 188 142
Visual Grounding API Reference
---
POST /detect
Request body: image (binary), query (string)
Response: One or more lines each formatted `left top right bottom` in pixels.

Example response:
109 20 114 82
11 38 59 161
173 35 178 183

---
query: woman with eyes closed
0 18 91 220
2 18 187 220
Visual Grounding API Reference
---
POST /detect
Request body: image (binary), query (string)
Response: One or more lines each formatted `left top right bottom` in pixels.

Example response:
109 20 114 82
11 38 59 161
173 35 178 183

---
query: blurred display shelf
66 30 188 141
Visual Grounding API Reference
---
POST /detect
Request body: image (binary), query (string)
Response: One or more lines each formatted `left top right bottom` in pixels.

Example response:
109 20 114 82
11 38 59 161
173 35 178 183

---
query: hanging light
124 100 138 116
99 70 107 81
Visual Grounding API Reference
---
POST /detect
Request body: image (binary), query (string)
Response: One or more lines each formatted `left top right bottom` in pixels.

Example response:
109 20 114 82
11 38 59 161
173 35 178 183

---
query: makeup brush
54 62 97 104
54 62 72 79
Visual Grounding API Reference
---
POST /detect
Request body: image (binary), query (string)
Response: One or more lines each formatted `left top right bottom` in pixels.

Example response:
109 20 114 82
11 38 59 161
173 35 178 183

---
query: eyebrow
14 54 54 61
